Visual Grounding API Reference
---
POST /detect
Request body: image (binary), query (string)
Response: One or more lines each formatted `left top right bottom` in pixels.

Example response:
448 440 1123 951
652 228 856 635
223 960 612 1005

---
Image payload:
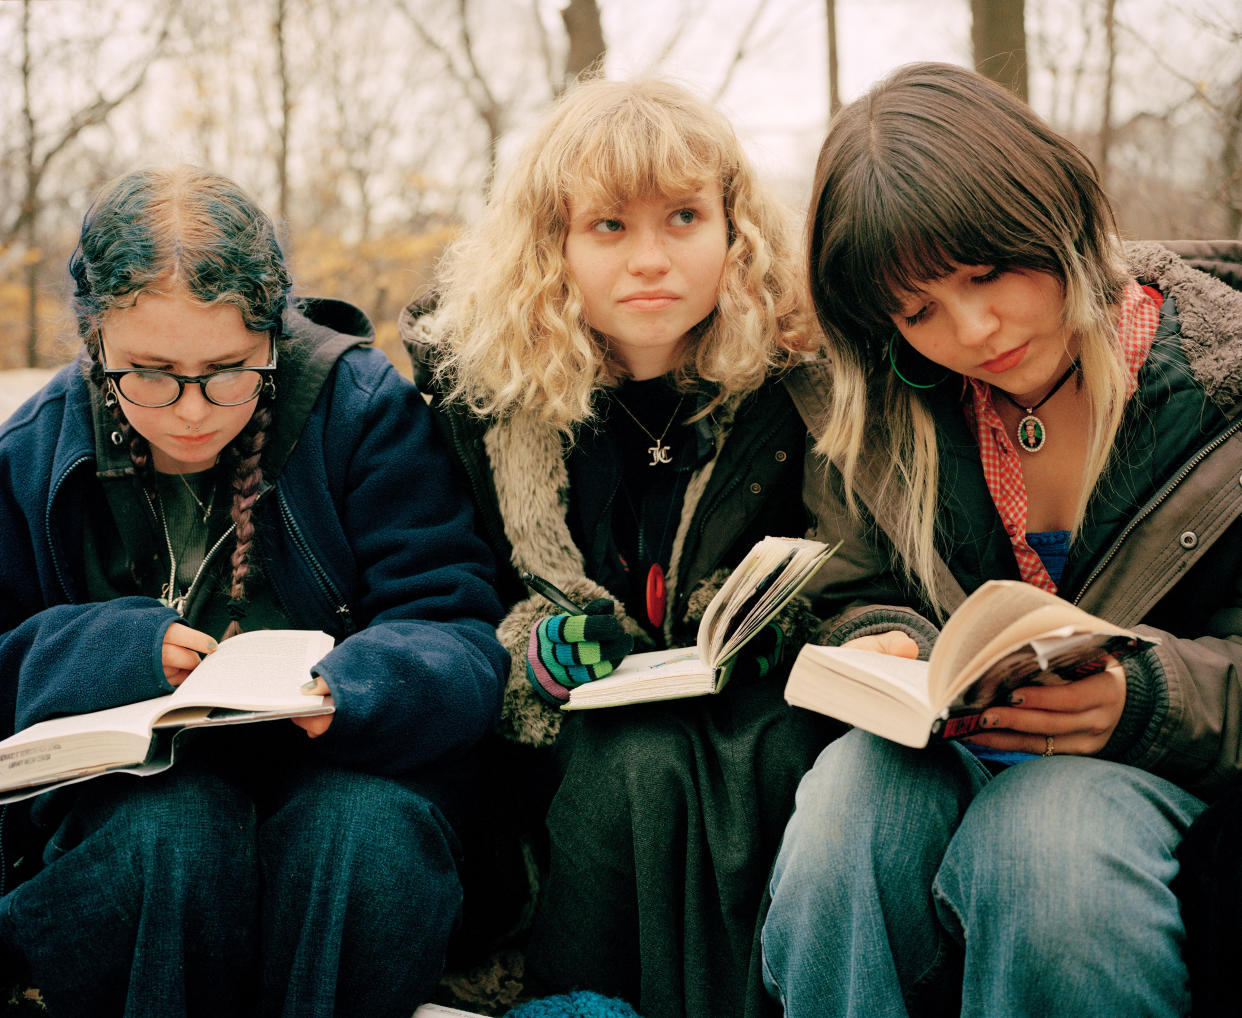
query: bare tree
971 0 1028 101
826 0 841 117
709 0 775 103
562 0 605 88
274 0 293 228
1217 69 1242 237
1084 6 1242 238
1097 0 1118 187
396 0 510 193
7 0 172 366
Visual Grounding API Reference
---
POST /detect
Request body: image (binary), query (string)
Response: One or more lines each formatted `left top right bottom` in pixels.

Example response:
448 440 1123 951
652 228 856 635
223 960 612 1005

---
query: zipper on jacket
143 489 236 616
1072 416 1242 605
452 414 511 557
0 804 9 898
44 454 92 603
277 491 355 634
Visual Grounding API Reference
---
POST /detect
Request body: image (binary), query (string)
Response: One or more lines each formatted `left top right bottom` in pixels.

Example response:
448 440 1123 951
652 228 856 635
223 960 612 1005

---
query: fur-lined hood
399 296 756 746
1126 240 1242 416
399 292 442 391
485 394 747 746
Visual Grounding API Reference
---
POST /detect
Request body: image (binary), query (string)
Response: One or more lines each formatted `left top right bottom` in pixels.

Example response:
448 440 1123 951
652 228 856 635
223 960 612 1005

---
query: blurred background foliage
1 0 1239 374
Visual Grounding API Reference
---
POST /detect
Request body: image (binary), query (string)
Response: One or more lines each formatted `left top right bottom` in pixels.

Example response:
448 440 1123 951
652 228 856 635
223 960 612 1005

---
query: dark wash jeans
0 735 462 1018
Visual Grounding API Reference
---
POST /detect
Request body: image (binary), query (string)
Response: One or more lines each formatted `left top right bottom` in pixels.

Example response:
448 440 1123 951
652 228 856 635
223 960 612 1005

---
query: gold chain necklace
612 394 685 467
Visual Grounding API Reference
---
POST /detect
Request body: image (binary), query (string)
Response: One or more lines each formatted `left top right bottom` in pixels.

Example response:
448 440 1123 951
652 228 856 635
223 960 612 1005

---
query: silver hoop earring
262 379 277 399
103 382 118 409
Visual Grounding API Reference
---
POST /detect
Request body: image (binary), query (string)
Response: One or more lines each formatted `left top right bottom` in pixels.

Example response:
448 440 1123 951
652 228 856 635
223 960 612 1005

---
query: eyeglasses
101 338 278 408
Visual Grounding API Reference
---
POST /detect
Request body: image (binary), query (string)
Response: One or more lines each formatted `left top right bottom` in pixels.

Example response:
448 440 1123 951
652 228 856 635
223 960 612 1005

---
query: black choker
993 360 1079 453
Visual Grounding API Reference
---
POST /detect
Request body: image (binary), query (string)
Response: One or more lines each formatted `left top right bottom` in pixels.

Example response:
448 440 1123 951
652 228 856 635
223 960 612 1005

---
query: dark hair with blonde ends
808 63 1132 612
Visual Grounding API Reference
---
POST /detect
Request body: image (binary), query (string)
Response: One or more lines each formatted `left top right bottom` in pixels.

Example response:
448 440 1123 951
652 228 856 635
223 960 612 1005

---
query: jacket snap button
774 450 788 463
749 482 762 494
1178 531 1198 549
110 430 124 446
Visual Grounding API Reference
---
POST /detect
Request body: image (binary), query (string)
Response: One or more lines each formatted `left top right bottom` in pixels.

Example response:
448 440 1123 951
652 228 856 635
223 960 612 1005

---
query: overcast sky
569 0 1238 204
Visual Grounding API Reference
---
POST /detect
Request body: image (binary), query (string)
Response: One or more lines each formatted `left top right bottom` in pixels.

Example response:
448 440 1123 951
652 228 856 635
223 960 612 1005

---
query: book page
931 582 1117 699
948 629 1152 711
789 645 934 707
784 645 939 747
168 629 334 710
929 581 1061 692
0 630 334 779
0 698 159 750
697 537 837 665
563 647 717 708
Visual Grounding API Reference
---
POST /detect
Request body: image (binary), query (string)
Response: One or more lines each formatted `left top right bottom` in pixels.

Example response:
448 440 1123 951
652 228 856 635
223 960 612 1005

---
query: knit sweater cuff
1101 645 1167 763
819 605 939 659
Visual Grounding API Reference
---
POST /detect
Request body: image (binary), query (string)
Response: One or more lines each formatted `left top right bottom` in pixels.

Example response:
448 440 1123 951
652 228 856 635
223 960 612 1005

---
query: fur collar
487 396 740 745
1126 240 1242 416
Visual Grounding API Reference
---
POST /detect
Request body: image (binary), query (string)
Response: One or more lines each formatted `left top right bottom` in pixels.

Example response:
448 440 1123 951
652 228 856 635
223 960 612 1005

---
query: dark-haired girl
0 165 509 1017
761 63 1242 1017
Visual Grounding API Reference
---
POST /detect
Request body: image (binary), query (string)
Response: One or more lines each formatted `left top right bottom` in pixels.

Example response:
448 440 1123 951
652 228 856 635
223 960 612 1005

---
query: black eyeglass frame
101 337 278 408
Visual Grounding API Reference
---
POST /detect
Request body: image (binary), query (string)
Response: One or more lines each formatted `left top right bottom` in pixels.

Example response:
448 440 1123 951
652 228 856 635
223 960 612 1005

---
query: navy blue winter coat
0 299 508 777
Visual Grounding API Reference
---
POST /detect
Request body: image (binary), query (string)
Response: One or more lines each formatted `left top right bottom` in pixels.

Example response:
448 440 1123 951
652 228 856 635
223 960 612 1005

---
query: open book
562 535 838 710
0 629 335 802
784 580 1157 748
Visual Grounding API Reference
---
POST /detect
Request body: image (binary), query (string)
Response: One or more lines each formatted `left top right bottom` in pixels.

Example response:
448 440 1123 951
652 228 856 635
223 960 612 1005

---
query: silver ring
1043 735 1055 757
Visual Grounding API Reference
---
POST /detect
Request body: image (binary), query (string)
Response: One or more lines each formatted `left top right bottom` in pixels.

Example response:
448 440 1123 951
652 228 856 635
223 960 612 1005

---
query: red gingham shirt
963 281 1163 592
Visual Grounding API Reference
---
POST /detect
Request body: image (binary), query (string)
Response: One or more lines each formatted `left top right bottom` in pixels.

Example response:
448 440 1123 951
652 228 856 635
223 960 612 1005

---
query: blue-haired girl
0 165 508 1017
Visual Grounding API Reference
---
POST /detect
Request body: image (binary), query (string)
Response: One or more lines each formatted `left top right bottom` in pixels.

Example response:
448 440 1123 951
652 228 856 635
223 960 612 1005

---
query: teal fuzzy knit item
503 991 642 1017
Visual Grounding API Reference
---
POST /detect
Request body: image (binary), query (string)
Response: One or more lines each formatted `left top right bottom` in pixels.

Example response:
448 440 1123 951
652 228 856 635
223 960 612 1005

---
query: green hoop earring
888 332 949 389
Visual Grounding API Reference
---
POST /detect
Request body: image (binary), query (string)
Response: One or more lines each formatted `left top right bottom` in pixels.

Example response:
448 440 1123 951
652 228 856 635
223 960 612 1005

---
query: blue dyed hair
70 165 291 358
70 166 290 640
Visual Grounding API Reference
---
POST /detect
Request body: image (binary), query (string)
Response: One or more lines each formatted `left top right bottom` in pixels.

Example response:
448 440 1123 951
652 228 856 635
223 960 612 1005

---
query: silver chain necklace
176 470 218 523
612 394 685 466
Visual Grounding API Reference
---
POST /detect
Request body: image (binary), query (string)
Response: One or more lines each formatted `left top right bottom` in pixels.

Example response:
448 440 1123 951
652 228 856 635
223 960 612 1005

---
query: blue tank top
1026 529 1071 586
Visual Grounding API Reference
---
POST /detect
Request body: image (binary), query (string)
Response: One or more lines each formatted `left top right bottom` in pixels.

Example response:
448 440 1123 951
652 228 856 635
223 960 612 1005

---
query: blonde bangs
556 133 727 220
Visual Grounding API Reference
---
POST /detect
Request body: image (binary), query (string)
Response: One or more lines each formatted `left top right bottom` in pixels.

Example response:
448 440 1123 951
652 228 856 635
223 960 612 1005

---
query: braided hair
70 165 292 639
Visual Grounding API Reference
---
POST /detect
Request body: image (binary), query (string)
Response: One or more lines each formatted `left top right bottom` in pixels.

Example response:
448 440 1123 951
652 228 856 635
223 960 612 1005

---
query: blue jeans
0 755 462 1018
761 730 1205 1018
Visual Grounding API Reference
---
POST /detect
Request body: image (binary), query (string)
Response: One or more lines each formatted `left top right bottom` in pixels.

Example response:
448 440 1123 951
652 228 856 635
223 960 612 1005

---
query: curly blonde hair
433 77 814 430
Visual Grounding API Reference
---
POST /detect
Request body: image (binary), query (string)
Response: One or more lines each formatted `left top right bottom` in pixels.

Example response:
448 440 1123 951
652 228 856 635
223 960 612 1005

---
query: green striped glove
738 620 786 679
526 598 634 704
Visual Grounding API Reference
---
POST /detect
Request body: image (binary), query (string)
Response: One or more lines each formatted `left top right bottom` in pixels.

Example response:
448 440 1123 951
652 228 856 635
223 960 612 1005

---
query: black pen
521 571 588 614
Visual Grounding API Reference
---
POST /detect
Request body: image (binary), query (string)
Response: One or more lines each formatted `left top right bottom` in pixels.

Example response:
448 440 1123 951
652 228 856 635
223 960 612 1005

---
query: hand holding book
960 655 1128 757
558 536 840 710
0 629 336 802
293 676 335 738
525 597 635 704
786 580 1156 749
836 624 1128 756
162 622 219 686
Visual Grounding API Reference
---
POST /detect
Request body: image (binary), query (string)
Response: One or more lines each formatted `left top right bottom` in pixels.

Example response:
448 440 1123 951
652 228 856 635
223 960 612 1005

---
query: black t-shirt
567 376 712 642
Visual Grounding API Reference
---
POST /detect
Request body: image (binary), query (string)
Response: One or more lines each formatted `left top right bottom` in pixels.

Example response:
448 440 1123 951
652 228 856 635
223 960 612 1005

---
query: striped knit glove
743 620 786 679
526 598 634 705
